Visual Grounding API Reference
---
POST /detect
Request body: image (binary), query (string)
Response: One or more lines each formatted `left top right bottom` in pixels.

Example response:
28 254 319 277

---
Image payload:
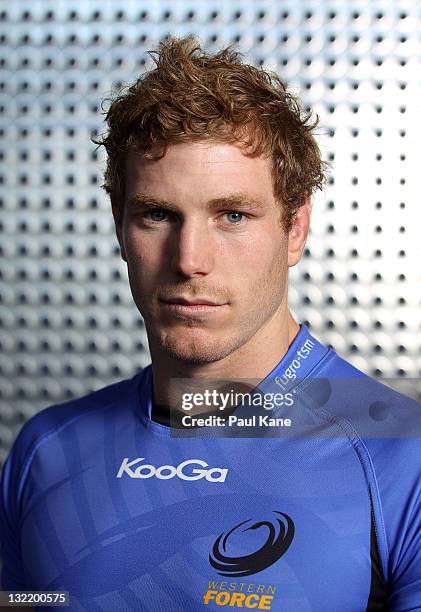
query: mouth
159 297 228 316
162 297 226 306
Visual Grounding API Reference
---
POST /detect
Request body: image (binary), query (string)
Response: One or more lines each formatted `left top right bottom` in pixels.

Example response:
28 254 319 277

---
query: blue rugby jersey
1 324 420 611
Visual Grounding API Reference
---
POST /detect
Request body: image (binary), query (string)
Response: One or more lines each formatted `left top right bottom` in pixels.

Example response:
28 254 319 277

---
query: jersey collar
135 323 331 432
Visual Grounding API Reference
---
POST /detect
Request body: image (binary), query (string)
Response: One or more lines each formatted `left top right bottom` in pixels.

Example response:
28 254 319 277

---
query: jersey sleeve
0 436 29 590
387 475 421 610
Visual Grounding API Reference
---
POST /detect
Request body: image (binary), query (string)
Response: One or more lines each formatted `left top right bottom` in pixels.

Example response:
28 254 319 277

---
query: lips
159 297 228 317
161 297 226 306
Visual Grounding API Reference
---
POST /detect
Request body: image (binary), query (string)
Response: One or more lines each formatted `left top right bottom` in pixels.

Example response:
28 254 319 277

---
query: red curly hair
92 34 328 233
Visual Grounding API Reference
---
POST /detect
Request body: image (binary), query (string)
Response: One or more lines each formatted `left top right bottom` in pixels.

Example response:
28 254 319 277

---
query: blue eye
147 210 168 222
227 212 243 224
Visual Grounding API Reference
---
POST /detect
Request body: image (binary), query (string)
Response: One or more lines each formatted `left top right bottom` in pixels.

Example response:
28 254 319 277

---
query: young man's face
114 140 306 365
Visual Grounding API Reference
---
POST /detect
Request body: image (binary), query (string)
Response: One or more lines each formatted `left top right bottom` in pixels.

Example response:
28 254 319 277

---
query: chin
160 330 234 364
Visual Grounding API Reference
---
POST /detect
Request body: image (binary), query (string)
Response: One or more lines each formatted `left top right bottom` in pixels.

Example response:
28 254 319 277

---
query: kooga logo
116 457 228 482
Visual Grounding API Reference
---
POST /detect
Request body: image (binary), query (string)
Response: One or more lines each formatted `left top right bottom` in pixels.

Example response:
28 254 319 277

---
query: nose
170 216 214 278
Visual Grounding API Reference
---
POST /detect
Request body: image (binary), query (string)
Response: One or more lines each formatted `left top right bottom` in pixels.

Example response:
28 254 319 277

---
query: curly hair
92 34 328 233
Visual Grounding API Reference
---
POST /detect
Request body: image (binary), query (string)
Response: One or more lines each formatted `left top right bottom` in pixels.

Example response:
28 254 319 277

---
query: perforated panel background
1 0 420 466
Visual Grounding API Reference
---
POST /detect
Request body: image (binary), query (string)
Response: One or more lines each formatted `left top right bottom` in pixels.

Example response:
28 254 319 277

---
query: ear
110 194 127 262
287 197 312 267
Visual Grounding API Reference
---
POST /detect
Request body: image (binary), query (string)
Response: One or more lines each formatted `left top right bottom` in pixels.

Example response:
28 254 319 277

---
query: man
1 35 420 611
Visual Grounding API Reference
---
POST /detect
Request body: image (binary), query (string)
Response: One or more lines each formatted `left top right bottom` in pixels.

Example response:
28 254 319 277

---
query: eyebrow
126 192 265 212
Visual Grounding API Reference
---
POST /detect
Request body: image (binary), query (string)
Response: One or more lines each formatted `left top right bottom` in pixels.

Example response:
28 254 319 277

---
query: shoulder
322 352 421 491
2 370 142 488
304 346 421 504
308 349 421 440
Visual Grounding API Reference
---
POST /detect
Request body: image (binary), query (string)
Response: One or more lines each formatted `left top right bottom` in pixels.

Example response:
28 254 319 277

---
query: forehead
125 140 274 199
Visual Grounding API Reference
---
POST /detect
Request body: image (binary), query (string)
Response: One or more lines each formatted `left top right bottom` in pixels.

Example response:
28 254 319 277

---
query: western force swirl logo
209 511 294 577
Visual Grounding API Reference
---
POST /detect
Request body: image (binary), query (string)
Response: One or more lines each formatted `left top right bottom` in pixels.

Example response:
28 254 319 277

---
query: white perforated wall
1 0 420 465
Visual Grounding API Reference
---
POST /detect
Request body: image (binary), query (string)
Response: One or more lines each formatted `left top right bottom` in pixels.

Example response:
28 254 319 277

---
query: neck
149 309 300 418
